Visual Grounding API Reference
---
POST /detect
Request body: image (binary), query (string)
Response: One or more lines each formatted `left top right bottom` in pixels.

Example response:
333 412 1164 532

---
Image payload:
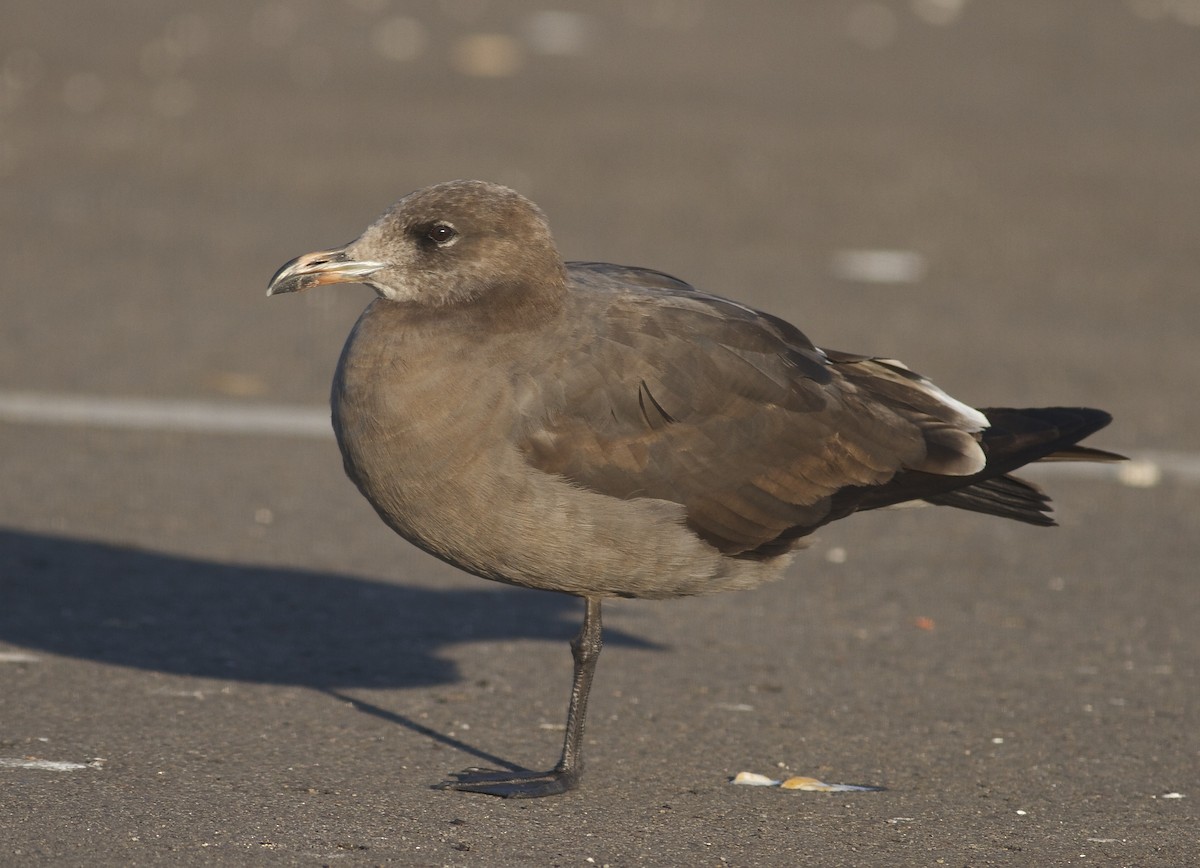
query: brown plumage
267 180 1121 798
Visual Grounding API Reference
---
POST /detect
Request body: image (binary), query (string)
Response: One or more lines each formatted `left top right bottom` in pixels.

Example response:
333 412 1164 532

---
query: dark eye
425 223 458 246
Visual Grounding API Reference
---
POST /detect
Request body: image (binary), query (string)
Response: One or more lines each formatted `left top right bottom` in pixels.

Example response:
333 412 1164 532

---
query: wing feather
518 263 988 555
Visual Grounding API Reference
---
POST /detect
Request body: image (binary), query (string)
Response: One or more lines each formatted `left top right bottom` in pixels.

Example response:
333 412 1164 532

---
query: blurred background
3 0 1196 440
2 1 1198 863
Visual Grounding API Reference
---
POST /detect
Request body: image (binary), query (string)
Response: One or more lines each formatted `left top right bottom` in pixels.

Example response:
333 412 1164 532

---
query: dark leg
437 596 604 798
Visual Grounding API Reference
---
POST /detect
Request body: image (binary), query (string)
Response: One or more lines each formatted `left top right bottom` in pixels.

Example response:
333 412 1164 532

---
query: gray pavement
2 2 1197 864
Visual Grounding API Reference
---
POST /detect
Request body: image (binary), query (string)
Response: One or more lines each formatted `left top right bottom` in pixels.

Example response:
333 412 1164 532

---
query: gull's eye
425 223 458 246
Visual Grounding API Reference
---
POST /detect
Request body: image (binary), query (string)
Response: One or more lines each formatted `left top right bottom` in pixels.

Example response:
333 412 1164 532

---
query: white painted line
0 652 40 663
0 390 1193 487
0 758 89 771
0 390 332 439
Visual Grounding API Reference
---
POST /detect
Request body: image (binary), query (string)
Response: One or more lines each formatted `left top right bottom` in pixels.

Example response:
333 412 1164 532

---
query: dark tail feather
924 473 1055 526
1040 444 1127 463
855 407 1123 525
972 407 1122 475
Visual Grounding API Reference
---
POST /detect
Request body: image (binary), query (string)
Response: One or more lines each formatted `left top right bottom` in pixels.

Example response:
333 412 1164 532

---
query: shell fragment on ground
732 770 884 792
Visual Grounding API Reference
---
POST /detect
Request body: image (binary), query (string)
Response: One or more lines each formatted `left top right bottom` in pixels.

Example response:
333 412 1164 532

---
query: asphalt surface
2 2 1197 865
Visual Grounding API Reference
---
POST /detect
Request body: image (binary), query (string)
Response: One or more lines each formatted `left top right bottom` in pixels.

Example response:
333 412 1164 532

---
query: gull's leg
438 597 603 798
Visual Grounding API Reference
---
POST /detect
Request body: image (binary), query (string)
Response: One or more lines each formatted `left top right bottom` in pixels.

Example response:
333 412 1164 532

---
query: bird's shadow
0 528 660 771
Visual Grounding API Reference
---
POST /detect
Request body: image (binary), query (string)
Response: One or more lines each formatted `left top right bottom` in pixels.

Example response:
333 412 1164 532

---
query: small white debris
1016 809 1027 815
911 0 967 27
1116 459 1161 488
991 737 1004 744
830 249 927 284
825 546 847 564
732 771 777 786
1160 792 1185 799
451 34 524 77
714 702 755 712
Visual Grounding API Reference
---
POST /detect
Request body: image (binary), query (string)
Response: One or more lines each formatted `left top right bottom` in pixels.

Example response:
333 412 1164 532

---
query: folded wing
520 264 999 557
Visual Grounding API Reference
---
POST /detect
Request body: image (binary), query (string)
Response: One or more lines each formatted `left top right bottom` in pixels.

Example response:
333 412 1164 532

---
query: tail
862 407 1124 526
